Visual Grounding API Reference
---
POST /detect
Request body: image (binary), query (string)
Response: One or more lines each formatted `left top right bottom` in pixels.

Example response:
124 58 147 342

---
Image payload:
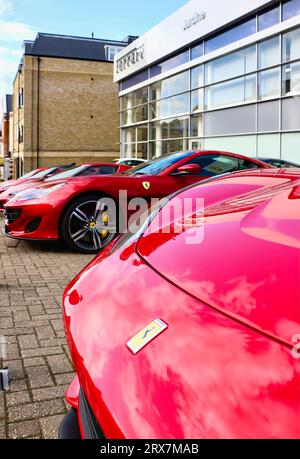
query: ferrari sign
142 181 151 190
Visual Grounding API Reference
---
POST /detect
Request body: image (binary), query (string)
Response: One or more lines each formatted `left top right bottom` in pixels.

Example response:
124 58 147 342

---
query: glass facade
120 2 300 161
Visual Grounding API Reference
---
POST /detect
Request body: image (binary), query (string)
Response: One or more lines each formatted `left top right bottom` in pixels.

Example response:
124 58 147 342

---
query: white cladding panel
114 0 273 81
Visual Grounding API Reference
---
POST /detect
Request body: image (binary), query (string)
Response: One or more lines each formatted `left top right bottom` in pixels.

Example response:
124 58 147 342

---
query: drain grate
0 369 10 391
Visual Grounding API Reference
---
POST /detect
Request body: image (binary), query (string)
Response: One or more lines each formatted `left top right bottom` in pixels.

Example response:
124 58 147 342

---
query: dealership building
114 0 300 162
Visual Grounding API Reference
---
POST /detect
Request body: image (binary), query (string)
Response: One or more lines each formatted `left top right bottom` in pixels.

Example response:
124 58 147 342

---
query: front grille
4 208 22 224
79 388 105 439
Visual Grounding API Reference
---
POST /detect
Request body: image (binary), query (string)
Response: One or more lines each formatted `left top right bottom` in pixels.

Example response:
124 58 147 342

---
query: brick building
0 94 13 178
12 33 137 177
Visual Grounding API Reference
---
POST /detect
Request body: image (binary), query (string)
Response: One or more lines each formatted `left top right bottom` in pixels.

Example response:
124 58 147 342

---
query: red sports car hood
63 171 300 439
137 175 300 345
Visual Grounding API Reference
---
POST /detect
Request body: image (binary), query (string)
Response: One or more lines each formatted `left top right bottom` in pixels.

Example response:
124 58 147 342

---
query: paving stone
35 325 56 340
8 399 65 422
18 334 39 350
32 385 67 402
6 390 31 407
8 420 41 439
26 365 54 389
40 414 65 439
54 373 74 386
4 359 25 380
9 379 28 392
47 354 73 374
21 347 64 358
22 357 45 367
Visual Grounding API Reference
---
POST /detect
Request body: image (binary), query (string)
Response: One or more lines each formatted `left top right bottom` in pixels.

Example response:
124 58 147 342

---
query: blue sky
0 0 188 102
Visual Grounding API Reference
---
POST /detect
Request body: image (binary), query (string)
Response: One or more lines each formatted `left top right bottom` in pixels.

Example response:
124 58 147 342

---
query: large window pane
205 18 256 54
169 117 189 138
191 65 204 89
205 46 256 85
169 138 188 153
258 37 280 69
257 134 281 158
204 135 257 157
282 0 300 21
149 140 168 158
258 6 280 31
191 114 203 137
122 89 148 110
150 71 189 100
150 50 189 78
191 43 204 60
150 121 168 140
122 106 148 125
124 127 135 143
131 87 149 107
281 133 300 162
191 89 204 112
122 109 134 126
258 68 280 100
282 28 300 62
150 93 189 119
135 105 148 123
205 75 256 109
282 97 300 130
204 105 256 136
136 124 148 142
136 142 148 160
282 62 300 95
124 143 135 157
258 101 280 131
150 117 188 140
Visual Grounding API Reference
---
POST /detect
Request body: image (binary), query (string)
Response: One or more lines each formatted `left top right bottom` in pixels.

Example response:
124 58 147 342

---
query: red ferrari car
0 163 130 211
0 163 75 197
60 167 300 439
3 151 270 253
0 167 46 193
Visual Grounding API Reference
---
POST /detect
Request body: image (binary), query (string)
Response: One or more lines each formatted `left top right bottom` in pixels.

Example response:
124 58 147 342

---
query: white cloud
0 20 36 42
0 0 12 17
0 46 21 57
0 54 18 95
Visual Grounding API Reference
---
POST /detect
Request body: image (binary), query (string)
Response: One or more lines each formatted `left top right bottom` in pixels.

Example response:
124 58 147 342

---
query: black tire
61 194 118 254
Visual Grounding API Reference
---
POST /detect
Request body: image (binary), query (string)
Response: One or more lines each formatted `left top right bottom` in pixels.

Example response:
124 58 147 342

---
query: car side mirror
176 163 201 176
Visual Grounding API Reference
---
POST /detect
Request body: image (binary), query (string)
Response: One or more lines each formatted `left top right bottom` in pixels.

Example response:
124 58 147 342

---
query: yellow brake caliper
101 212 109 238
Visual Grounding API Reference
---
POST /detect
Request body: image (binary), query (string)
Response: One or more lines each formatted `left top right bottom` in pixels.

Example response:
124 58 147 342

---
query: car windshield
31 167 58 179
19 169 39 179
124 151 193 176
45 165 87 181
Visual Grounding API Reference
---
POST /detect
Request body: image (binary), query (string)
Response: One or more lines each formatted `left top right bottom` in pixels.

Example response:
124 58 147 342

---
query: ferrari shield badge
142 181 151 190
126 319 168 354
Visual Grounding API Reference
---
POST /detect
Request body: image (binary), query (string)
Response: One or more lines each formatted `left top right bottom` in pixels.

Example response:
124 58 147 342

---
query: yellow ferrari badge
142 181 151 190
126 319 168 354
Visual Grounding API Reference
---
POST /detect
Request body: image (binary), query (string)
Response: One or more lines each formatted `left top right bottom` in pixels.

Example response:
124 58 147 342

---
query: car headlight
15 183 65 202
